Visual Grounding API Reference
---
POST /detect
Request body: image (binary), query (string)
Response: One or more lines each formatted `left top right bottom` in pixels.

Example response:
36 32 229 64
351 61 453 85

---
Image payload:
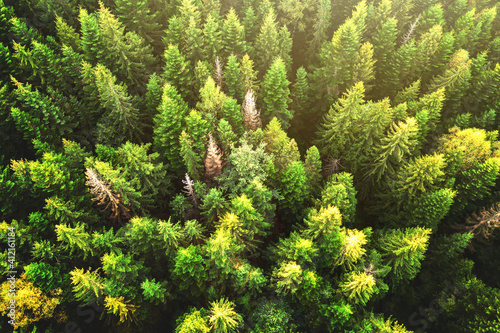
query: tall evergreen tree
221 8 247 58
253 8 279 74
114 0 163 49
153 83 190 174
203 13 221 63
224 54 244 102
90 64 143 146
163 43 193 102
260 57 292 128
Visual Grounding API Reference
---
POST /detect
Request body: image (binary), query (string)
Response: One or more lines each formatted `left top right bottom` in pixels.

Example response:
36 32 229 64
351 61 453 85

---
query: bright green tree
377 227 431 286
153 83 189 174
163 43 193 102
224 54 244 102
221 8 247 58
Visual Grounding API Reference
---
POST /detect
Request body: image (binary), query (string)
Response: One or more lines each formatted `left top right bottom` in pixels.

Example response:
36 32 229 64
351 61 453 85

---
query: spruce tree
312 18 362 98
163 43 193 102
377 227 431 286
260 57 292 128
364 117 418 183
91 64 143 146
153 83 189 174
79 8 104 65
184 16 206 65
114 0 163 49
253 8 279 74
96 3 156 89
224 54 244 102
203 13 221 63
371 17 398 97
240 53 259 93
221 8 247 58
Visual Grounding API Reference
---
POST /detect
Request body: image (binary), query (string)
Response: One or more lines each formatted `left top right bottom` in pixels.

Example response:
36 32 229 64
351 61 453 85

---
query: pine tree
199 0 221 22
262 117 300 171
277 25 293 72
175 307 210 333
340 271 376 305
185 109 210 160
198 76 228 119
153 82 190 174
163 43 193 102
180 131 203 180
377 227 431 286
203 13 221 63
178 0 202 34
115 141 168 210
216 119 237 156
218 138 271 195
224 54 244 102
278 161 309 222
208 298 243 333
97 3 155 89
336 228 368 268
413 24 444 82
290 66 311 132
364 117 419 182
200 187 228 225
0 274 63 330
194 60 212 95
145 73 163 119
242 6 258 46
91 63 144 146
371 17 398 97
316 82 395 175
308 0 331 55
10 78 74 147
392 153 446 200
114 0 163 48
253 8 279 74
272 261 303 294
104 296 138 325
55 15 81 52
240 54 259 94
184 16 206 64
428 49 472 120
221 8 246 58
304 146 322 191
55 222 93 258
163 15 183 46
69 268 105 305
260 57 292 128
385 41 417 96
222 97 245 136
79 8 104 65
320 172 358 223
438 127 500 214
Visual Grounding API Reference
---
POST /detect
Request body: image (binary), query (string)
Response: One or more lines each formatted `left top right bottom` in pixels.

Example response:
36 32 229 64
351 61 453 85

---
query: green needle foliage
2 0 500 332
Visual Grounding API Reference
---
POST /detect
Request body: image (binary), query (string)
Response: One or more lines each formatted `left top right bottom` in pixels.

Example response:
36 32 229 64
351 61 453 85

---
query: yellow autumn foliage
0 273 63 330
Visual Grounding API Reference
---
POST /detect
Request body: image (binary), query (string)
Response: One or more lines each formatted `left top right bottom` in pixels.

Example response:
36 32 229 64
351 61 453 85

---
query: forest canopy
0 0 500 332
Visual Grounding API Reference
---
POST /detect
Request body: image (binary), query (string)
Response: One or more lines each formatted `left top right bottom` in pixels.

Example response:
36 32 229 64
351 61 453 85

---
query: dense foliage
0 0 500 332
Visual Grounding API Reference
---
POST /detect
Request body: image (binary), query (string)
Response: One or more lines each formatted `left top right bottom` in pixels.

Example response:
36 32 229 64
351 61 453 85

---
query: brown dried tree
214 56 224 88
182 173 198 207
454 203 500 240
242 89 261 131
85 167 131 223
205 134 223 179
